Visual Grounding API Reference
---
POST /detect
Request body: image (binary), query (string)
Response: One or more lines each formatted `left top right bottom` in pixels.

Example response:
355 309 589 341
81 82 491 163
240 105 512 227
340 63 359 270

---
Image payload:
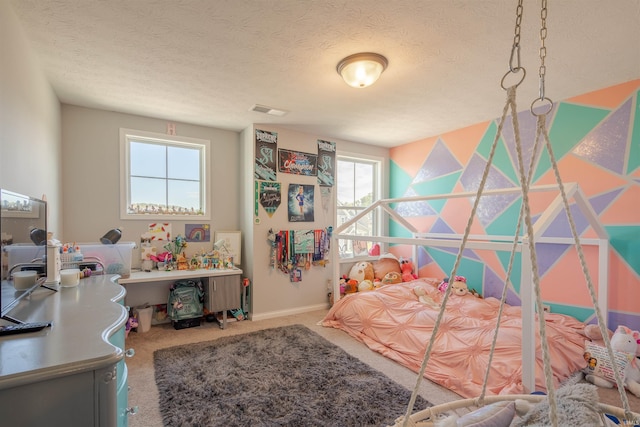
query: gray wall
61 105 241 266
0 2 62 235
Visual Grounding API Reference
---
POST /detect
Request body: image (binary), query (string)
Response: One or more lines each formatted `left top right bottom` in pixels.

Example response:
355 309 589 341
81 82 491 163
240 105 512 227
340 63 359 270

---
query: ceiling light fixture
336 52 388 88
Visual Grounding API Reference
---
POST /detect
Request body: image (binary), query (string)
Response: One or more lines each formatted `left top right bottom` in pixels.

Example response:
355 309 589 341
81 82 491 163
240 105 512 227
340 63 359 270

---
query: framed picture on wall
214 230 242 265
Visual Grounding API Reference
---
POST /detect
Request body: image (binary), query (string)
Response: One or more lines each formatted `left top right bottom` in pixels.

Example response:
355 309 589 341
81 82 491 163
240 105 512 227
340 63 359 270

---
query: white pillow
456 401 515 427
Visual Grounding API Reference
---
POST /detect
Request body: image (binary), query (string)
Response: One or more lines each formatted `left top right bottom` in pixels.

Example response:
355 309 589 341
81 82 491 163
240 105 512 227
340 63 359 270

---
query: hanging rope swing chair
392 1 640 426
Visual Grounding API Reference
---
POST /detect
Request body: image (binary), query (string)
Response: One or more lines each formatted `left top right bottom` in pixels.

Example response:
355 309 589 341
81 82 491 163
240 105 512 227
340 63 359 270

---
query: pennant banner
259 181 282 218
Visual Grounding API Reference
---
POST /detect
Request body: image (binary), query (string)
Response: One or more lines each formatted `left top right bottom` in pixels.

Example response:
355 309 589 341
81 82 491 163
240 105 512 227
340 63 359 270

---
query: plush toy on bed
584 325 640 397
381 271 402 285
400 257 418 282
348 261 374 284
340 276 358 294
438 276 468 296
413 286 439 309
437 276 482 298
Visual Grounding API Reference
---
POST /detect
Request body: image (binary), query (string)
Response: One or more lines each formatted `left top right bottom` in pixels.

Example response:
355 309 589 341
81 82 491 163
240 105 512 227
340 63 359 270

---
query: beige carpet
125 309 640 427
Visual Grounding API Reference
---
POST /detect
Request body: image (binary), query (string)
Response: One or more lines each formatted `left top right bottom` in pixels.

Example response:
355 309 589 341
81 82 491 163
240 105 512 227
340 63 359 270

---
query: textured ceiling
9 0 640 147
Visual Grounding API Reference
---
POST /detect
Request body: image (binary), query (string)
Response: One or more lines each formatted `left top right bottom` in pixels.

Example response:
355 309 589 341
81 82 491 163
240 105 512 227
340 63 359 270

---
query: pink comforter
321 278 588 398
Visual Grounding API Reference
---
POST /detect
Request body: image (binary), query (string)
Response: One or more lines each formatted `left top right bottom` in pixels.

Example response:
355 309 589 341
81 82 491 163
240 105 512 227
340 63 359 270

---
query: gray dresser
0 275 131 426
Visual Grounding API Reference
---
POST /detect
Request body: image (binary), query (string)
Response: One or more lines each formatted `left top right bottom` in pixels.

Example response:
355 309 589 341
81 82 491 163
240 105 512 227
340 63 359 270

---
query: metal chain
531 0 552 115
509 0 524 72
538 0 548 100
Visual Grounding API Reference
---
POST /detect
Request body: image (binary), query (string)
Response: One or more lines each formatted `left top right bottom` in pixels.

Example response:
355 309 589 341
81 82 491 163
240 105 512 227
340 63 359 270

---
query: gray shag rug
153 324 431 426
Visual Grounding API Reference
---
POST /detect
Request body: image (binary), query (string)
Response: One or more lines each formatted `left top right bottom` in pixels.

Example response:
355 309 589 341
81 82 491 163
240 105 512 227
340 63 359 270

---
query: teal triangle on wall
605 225 640 276
533 102 609 182
412 172 461 214
389 219 414 240
477 121 499 159
496 250 522 293
491 138 518 186
390 160 413 199
485 197 523 237
550 304 595 323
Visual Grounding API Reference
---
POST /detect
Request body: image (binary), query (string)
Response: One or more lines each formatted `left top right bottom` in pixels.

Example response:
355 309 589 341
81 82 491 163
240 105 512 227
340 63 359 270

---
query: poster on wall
288 184 315 222
259 181 281 218
317 139 336 187
148 223 171 240
278 149 317 176
185 224 211 242
254 129 278 181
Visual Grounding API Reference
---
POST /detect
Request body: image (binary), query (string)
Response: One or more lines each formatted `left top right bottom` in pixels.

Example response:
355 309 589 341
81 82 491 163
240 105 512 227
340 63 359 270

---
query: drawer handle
125 348 136 357
126 406 139 416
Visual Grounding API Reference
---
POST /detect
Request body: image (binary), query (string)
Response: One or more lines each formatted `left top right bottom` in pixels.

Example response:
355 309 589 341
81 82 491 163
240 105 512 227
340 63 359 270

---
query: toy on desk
176 253 189 270
140 235 157 272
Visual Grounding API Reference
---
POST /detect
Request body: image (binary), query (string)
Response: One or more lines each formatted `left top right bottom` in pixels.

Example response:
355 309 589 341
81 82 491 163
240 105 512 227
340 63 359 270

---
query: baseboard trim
249 303 329 321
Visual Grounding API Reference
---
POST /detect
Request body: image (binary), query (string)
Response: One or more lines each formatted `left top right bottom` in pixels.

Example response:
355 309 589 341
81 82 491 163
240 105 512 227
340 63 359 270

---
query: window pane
168 180 202 213
130 176 167 206
168 146 200 180
130 141 166 177
354 162 373 203
337 161 355 205
336 155 380 258
121 128 210 219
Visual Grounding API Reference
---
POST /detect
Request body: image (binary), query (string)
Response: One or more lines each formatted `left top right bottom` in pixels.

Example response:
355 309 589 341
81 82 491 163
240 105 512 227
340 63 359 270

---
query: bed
321 277 589 399
329 183 610 398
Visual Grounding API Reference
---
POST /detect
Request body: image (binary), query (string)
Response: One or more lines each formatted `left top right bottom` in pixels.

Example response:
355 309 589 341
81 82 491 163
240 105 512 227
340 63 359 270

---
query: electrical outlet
543 304 551 313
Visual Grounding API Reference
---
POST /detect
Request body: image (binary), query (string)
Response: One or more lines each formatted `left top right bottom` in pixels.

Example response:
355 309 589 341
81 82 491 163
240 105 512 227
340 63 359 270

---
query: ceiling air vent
250 104 288 117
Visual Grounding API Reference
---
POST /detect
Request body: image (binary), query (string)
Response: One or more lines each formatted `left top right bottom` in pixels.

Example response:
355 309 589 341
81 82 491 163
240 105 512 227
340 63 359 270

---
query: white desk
118 268 244 328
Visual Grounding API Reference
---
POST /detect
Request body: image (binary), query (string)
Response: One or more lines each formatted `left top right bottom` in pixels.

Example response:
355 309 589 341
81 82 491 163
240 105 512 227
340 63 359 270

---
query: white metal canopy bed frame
330 182 609 394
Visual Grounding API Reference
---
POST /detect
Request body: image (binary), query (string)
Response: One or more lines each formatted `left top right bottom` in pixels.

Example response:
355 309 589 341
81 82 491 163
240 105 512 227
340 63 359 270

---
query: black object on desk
0 321 52 336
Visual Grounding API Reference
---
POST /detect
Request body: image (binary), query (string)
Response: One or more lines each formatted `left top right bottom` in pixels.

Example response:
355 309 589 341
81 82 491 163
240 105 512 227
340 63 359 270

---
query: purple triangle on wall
541 204 589 239
412 139 462 184
572 98 631 175
535 243 571 277
589 188 624 215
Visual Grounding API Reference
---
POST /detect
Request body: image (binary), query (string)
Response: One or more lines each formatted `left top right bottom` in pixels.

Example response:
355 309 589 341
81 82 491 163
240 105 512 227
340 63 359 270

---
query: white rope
400 85 518 427
515 108 559 427
536 114 634 421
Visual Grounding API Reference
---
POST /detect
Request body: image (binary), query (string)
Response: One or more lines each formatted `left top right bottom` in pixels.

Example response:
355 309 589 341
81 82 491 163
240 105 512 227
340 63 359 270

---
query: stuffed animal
400 257 418 282
413 286 439 309
584 323 614 346
584 325 640 397
349 261 374 284
438 276 469 296
125 315 139 338
381 271 402 285
358 279 374 292
338 277 347 296
343 278 359 294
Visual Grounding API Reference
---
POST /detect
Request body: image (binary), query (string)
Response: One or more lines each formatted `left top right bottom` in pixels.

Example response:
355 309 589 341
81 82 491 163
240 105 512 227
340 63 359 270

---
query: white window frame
119 128 211 220
336 152 384 258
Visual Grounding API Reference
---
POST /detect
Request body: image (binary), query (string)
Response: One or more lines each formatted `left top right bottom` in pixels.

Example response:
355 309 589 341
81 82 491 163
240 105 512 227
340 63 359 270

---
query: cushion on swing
455 400 515 427
513 383 603 426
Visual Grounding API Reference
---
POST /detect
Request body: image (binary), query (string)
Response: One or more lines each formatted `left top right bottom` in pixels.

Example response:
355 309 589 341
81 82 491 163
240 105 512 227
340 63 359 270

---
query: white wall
0 2 62 235
243 124 389 320
61 105 241 266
